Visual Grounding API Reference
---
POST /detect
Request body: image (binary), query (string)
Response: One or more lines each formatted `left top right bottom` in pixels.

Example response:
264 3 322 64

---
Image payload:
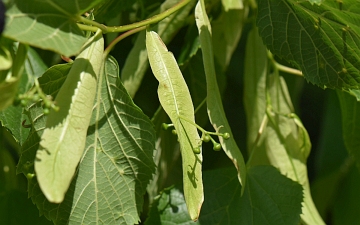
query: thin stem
78 16 107 31
178 115 224 137
268 51 303 76
76 23 99 33
194 97 206 114
104 26 146 57
78 0 192 33
275 62 303 76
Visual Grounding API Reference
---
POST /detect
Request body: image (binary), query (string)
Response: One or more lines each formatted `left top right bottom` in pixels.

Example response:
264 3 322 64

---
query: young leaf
20 56 156 224
3 0 103 56
257 0 360 89
35 30 104 203
121 0 196 97
195 0 246 190
146 30 203 221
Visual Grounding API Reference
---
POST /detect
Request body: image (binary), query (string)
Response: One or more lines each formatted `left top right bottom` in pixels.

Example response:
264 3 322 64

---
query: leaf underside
257 0 360 89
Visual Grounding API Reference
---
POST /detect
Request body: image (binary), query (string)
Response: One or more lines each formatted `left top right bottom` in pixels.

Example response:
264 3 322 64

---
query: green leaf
256 0 360 89
337 90 360 170
145 186 200 225
199 166 303 225
3 0 103 56
35 31 104 203
146 30 203 221
195 0 246 190
121 0 196 97
19 56 156 224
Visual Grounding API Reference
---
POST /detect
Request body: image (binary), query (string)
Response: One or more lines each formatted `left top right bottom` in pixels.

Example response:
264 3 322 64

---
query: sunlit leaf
35 31 104 203
195 0 246 190
3 0 104 56
257 0 360 89
19 56 156 224
146 30 203 221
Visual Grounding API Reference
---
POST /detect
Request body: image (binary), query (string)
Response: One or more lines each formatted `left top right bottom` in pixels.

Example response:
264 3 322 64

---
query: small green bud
203 134 211 142
26 173 35 179
43 108 50 115
162 123 169 130
20 99 28 106
193 146 201 154
222 132 230 140
171 129 177 135
213 143 221 151
32 94 40 101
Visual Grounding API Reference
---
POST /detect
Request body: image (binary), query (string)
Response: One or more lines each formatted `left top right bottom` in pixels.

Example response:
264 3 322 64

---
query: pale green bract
195 0 246 190
35 30 104 203
146 30 203 221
